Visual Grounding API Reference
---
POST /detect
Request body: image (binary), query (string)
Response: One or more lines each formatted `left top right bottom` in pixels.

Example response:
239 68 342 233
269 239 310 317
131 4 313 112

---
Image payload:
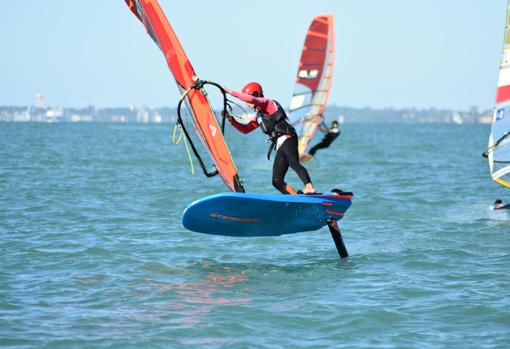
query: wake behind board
182 191 353 237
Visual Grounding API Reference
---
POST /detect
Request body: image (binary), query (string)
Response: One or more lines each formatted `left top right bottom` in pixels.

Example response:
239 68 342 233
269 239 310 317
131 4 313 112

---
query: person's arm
318 124 329 133
230 117 259 134
224 88 275 112
222 110 258 134
316 118 328 133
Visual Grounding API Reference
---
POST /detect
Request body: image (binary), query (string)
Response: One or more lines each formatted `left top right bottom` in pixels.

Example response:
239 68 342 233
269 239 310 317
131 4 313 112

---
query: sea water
1 123 509 348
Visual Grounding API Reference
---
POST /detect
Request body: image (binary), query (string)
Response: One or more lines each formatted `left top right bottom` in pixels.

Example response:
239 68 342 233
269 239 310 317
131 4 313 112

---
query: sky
0 1 507 110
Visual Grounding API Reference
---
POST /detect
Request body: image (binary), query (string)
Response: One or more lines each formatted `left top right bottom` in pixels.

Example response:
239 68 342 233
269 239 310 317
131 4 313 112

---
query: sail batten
288 15 335 156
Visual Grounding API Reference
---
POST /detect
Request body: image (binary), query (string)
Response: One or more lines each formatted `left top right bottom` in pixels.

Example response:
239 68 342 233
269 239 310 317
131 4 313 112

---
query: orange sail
125 0 244 192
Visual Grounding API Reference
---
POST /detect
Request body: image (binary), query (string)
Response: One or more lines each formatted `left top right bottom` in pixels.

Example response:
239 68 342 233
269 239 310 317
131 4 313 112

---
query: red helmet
242 82 263 97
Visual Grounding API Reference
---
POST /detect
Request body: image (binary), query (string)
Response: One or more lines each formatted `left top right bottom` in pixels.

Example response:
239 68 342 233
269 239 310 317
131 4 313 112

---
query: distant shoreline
0 105 492 124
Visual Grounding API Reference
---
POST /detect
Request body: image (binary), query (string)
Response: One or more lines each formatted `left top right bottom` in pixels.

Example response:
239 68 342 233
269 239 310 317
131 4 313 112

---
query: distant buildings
0 104 493 124
0 94 177 123
322 106 493 124
0 93 493 124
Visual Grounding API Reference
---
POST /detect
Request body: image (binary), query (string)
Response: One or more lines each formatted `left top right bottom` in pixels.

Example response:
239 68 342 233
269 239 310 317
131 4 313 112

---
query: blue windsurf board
182 191 353 237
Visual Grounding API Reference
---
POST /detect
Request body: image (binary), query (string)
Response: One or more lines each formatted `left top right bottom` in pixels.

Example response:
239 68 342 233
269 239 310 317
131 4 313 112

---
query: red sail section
298 16 331 93
125 0 243 192
288 15 335 155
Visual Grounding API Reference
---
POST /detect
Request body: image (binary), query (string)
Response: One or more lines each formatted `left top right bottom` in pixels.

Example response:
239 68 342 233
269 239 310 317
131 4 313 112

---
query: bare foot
300 153 313 162
302 183 316 194
285 184 297 195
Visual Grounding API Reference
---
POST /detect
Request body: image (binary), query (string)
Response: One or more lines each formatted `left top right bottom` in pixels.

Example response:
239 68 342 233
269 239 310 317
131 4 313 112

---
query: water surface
1 123 509 348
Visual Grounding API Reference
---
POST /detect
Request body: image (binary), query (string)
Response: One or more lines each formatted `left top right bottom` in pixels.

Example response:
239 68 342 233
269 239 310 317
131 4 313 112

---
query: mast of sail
488 1 510 189
288 15 335 155
125 0 244 192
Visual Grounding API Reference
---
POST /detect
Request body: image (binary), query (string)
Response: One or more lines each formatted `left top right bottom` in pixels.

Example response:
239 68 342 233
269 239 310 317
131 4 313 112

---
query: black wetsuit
272 135 312 194
309 127 340 156
258 102 312 194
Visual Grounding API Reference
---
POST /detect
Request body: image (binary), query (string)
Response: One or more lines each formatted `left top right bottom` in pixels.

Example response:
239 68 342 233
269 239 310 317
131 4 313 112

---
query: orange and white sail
487 1 510 189
125 0 244 192
288 15 335 156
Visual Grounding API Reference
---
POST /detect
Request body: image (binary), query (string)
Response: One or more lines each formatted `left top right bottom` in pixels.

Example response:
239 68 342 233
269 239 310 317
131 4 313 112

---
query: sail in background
488 1 510 189
288 15 335 156
125 0 244 192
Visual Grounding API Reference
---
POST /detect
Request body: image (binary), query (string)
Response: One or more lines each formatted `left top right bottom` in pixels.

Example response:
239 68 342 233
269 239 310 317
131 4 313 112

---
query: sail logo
496 108 505 121
210 125 217 137
298 69 319 79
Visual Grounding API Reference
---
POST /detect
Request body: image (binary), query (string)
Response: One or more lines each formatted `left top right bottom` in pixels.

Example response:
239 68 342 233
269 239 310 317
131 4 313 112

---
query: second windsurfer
222 82 317 195
493 199 510 210
305 121 341 159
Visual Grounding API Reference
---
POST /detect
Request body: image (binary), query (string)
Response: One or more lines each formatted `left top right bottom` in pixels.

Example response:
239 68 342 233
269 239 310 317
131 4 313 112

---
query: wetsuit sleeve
229 90 277 115
230 117 259 134
230 90 264 105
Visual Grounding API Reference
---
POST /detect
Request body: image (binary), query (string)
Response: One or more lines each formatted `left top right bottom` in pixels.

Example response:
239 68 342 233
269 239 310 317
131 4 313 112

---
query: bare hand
221 110 233 121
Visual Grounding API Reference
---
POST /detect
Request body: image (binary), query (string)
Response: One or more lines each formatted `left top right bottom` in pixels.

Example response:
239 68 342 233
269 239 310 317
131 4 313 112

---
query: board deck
182 191 353 237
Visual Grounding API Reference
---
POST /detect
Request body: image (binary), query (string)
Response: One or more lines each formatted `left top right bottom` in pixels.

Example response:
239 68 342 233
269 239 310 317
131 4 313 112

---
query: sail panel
488 1 510 188
288 15 335 155
489 105 510 187
125 0 243 192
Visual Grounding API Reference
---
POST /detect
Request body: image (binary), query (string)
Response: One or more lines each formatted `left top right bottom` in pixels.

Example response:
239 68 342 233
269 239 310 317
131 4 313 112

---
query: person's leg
272 148 296 194
308 139 330 156
283 137 315 193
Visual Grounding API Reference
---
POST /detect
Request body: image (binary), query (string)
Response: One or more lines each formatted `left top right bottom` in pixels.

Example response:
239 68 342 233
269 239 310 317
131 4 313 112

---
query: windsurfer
222 82 316 195
493 199 510 210
306 121 340 158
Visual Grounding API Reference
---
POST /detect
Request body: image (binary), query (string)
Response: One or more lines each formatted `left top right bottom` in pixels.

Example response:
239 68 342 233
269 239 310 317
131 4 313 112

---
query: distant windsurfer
493 199 510 210
222 82 317 195
302 121 340 160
